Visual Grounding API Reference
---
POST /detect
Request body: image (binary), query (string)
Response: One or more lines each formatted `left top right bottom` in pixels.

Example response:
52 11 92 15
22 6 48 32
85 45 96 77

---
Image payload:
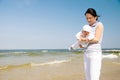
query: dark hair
85 8 100 20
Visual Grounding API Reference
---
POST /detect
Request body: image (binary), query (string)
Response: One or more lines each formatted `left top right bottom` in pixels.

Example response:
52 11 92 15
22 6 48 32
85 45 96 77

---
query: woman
81 8 104 80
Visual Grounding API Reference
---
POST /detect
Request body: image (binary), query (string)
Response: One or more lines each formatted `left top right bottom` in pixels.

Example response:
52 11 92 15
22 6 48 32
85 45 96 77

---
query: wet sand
0 55 120 80
100 58 120 80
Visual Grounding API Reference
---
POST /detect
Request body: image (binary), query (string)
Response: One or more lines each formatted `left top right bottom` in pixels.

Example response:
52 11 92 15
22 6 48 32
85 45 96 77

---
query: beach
0 49 120 80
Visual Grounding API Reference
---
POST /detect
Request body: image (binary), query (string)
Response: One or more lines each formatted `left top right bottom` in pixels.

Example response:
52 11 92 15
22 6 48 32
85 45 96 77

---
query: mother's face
85 13 97 26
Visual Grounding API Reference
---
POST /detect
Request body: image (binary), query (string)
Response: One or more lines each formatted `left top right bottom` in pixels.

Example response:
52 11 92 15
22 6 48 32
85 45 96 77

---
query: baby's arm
75 31 87 48
69 40 80 50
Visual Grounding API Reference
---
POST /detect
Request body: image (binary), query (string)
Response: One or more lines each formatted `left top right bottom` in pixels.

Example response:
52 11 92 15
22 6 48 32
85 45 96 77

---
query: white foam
102 54 118 59
31 60 70 66
41 50 48 53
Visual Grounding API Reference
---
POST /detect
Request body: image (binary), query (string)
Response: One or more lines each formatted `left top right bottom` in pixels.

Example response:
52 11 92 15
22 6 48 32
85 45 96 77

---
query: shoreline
0 55 120 80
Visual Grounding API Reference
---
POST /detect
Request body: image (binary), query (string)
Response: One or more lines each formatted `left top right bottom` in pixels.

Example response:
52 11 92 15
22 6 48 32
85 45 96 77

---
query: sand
0 55 120 80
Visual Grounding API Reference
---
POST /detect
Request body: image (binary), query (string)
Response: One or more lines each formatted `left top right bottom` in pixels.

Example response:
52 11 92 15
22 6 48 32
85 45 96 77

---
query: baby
69 25 94 50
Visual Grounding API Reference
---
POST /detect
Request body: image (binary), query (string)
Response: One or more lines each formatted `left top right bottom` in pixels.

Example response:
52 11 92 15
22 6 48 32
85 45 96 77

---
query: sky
0 0 120 49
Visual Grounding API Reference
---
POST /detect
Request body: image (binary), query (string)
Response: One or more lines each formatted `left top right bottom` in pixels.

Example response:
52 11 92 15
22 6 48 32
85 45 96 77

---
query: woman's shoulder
96 22 104 31
97 22 104 28
97 22 103 25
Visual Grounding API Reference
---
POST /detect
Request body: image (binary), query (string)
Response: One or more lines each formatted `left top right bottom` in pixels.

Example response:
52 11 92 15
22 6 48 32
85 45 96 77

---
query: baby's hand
79 44 84 48
81 38 89 42
81 38 86 41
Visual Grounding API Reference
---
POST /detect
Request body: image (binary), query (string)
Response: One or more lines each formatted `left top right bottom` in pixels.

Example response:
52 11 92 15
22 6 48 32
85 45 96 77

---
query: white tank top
87 21 103 49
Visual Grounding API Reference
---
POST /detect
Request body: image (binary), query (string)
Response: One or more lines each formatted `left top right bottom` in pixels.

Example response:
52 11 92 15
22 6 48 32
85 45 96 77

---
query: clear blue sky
0 0 120 49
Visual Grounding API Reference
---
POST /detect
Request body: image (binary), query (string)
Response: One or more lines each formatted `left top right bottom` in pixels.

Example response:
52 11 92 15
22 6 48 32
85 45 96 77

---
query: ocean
0 48 120 70
0 49 79 70
0 49 120 80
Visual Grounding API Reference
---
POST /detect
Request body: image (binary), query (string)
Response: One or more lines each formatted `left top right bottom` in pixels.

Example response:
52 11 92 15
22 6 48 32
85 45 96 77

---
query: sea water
0 49 120 80
0 49 79 70
0 48 119 70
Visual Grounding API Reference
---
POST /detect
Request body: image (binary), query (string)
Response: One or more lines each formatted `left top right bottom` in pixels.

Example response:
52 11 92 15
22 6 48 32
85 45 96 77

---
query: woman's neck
90 21 98 27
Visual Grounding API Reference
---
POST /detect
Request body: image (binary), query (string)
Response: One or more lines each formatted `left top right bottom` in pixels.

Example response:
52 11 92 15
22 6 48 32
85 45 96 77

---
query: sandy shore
100 58 120 80
0 55 120 80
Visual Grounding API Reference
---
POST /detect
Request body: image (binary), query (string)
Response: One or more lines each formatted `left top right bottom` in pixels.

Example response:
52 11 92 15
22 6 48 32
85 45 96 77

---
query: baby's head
82 25 92 36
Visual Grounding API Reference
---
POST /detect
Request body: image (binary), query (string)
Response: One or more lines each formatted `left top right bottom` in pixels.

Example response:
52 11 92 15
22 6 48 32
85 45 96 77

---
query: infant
69 25 94 50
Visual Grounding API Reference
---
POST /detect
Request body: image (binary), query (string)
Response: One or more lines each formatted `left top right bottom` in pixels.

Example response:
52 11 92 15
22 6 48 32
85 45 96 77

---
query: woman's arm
89 23 104 43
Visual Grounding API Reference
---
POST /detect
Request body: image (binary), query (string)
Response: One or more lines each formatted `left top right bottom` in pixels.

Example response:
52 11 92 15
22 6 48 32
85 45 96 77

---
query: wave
0 52 47 57
31 59 70 66
0 59 70 70
0 49 120 57
0 49 69 57
102 49 120 53
102 54 118 59
0 63 31 70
